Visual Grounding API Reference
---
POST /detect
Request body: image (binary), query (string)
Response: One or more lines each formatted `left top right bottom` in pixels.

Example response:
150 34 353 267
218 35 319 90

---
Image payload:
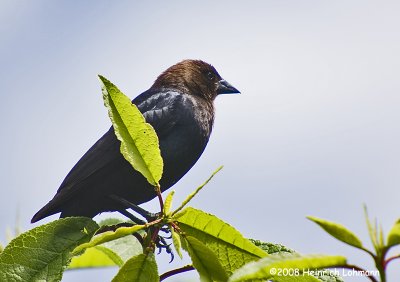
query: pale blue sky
1 1 400 281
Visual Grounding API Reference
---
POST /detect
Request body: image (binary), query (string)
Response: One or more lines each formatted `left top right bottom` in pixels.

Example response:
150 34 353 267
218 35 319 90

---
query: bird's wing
56 127 120 192
32 90 186 221
50 91 183 197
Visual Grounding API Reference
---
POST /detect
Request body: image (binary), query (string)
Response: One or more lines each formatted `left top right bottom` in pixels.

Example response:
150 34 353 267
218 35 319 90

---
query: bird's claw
155 235 174 262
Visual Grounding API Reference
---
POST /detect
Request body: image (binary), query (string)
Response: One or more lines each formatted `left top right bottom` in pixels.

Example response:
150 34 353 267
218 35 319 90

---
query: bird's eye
207 72 215 80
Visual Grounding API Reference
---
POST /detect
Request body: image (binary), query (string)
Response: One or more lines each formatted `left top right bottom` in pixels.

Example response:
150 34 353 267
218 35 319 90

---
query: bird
31 59 240 223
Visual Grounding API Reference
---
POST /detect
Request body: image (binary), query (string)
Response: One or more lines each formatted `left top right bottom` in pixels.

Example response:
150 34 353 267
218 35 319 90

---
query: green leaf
248 240 343 282
102 234 143 263
69 218 143 269
172 166 223 216
69 246 118 268
171 228 183 259
99 75 163 186
387 219 400 247
112 253 158 282
363 204 379 250
182 236 228 282
174 207 267 275
307 216 363 249
228 253 346 282
163 190 175 215
0 217 98 282
98 217 129 227
250 239 295 255
69 234 143 269
72 224 146 255
379 224 384 246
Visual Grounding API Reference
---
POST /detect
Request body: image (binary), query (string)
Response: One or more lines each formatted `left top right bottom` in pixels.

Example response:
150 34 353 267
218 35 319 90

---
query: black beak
216 79 240 94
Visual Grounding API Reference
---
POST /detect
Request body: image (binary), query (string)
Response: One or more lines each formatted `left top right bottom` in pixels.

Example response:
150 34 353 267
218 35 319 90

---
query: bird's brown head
152 60 240 101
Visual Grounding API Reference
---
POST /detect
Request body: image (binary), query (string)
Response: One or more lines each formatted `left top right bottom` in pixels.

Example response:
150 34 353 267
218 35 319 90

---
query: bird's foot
111 195 175 261
155 233 174 262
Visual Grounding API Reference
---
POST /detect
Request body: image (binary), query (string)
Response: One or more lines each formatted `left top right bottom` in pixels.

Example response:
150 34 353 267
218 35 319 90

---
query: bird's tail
31 202 60 223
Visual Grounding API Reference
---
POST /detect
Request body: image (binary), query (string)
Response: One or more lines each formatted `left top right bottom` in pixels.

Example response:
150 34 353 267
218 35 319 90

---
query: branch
385 254 400 267
155 183 164 212
160 265 195 281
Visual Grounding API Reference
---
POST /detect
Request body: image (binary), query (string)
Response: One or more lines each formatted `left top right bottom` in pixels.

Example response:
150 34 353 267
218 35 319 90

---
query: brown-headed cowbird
31 60 239 223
